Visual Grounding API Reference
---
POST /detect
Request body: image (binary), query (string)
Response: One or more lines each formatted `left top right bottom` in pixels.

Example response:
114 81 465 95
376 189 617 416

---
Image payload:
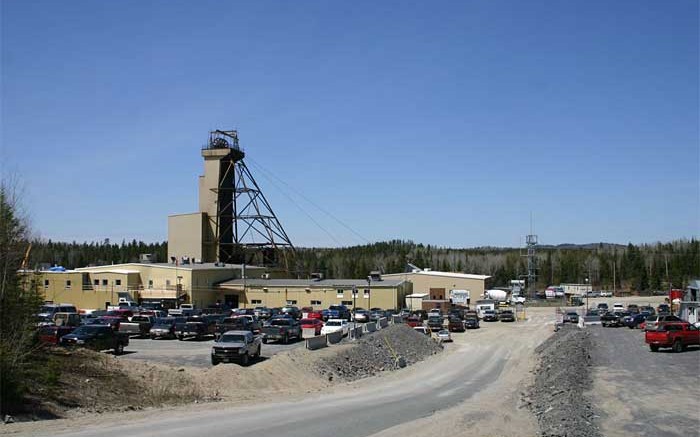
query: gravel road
589 325 700 437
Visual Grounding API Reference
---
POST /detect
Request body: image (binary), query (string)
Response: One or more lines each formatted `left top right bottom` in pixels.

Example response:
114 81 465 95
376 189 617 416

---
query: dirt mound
315 324 443 381
17 348 204 421
524 326 602 437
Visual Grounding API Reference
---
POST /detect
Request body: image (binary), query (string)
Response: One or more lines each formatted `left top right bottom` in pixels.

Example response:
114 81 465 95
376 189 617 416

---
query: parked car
37 325 77 345
657 304 671 315
427 315 444 330
307 310 324 321
215 317 258 340
563 312 579 324
175 321 210 340
326 305 352 321
602 311 628 328
118 315 154 338
437 330 452 342
627 304 640 314
645 322 700 352
599 291 613 297
448 317 465 332
625 313 649 329
413 326 430 336
612 303 625 312
300 318 324 336
406 316 422 328
464 315 480 329
150 318 177 339
353 309 370 323
320 319 349 336
499 310 516 322
262 317 302 344
60 325 129 354
643 315 682 331
211 330 262 366
280 306 302 320
482 310 498 322
37 303 78 322
369 311 384 323
639 306 656 316
597 303 609 314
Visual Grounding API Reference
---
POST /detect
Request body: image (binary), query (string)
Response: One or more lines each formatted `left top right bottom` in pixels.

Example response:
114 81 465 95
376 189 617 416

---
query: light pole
352 285 357 322
367 276 371 311
585 277 589 310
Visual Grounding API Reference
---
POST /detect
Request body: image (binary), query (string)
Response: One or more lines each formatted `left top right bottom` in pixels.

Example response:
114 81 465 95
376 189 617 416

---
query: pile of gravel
316 324 442 381
524 326 602 437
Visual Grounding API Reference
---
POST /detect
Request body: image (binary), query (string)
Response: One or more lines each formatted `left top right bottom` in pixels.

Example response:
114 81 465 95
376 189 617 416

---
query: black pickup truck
60 325 130 354
215 317 258 341
601 311 627 328
261 318 301 344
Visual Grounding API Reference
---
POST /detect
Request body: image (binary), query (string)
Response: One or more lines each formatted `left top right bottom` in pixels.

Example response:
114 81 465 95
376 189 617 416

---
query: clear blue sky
2 0 698 248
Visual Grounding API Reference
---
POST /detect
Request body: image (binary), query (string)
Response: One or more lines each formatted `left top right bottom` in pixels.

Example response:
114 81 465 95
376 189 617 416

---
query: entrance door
430 288 445 300
224 294 239 308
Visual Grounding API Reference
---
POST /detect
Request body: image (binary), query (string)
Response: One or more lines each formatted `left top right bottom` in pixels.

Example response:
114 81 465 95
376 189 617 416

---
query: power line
247 161 344 246
248 158 370 245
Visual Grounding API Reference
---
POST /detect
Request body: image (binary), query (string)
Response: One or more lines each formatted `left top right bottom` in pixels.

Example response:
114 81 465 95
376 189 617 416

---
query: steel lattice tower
525 234 538 298
203 130 294 267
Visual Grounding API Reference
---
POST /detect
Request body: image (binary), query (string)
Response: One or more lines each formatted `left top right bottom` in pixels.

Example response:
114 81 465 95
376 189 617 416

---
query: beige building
217 277 412 310
383 269 491 306
27 262 273 311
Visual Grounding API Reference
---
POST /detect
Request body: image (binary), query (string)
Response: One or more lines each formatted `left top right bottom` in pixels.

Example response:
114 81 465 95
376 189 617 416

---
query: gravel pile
316 324 442 381
524 326 602 437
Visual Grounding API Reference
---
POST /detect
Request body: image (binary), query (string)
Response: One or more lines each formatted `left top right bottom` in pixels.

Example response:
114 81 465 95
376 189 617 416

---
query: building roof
75 262 263 272
384 270 491 281
406 293 429 298
219 278 406 288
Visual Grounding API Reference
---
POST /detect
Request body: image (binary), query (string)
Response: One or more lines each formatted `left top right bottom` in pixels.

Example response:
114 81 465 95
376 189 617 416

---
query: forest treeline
28 238 699 291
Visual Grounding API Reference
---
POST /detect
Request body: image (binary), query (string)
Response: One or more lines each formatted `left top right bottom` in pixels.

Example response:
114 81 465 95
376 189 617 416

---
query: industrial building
383 265 491 307
217 276 411 310
26 262 270 310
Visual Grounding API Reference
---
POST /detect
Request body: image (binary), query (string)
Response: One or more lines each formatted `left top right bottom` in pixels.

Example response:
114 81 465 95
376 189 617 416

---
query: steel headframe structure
207 129 294 267
525 234 538 298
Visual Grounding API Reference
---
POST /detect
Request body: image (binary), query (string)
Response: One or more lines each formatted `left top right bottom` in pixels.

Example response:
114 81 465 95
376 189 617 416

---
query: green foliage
0 185 45 414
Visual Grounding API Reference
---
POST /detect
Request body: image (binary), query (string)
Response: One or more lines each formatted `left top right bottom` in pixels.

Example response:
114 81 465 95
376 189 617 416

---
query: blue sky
2 0 698 247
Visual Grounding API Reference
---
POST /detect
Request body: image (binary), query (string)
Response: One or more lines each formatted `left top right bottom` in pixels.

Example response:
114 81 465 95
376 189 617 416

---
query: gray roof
219 278 405 288
76 262 265 272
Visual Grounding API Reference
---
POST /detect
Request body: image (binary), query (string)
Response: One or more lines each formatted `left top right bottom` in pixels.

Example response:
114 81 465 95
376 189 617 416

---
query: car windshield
39 305 57 314
220 334 246 343
71 325 103 335
300 319 316 324
270 319 291 326
326 321 341 326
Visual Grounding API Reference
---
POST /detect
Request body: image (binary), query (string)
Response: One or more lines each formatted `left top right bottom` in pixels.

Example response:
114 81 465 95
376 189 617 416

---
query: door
225 294 239 308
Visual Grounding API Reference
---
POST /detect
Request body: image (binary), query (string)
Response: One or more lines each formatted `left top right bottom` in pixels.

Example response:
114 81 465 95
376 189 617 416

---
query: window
251 299 262 305
115 279 122 286
65 280 71 289
166 279 171 287
101 279 108 286
310 300 322 305
286 300 297 305
336 289 344 298
94 279 99 286
44 279 49 288
148 280 153 288
363 289 370 299
341 300 353 306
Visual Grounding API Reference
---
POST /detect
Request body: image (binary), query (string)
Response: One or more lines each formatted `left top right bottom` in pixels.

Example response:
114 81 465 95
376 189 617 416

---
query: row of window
249 299 356 307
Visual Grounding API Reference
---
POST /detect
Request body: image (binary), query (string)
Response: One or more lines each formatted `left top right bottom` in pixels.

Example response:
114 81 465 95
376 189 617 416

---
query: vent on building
261 273 271 279
139 253 155 264
311 272 324 281
369 271 383 281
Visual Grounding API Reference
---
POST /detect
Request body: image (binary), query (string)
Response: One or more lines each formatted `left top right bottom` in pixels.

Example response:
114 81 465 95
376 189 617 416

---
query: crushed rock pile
316 324 442 382
524 326 602 437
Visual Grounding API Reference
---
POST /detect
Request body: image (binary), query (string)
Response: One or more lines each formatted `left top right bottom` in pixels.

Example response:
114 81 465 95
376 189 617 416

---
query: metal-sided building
217 277 412 310
27 262 269 311
383 268 491 306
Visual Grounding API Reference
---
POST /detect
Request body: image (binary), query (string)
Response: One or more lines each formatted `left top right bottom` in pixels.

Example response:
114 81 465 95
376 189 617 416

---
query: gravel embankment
316 324 443 381
525 326 602 437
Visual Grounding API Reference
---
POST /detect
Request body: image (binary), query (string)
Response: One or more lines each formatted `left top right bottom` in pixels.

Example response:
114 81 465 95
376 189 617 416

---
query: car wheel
649 344 659 352
178 335 184 341
211 358 219 366
115 343 124 355
262 338 268 344
241 353 250 366
283 334 289 344
672 340 683 353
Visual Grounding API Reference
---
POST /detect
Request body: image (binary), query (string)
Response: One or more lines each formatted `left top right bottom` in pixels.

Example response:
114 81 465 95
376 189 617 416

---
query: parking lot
120 336 304 368
589 323 699 437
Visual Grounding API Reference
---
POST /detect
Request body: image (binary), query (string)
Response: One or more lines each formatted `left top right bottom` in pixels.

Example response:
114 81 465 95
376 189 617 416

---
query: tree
0 183 43 413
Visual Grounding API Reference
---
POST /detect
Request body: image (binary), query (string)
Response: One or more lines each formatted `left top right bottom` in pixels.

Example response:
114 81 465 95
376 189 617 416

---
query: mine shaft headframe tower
201 129 294 266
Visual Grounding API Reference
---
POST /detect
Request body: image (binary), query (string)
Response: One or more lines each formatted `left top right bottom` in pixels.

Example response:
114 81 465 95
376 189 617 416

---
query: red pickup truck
645 322 700 352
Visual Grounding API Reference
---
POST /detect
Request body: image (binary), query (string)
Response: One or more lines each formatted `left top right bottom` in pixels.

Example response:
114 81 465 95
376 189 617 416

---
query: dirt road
10 307 557 437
